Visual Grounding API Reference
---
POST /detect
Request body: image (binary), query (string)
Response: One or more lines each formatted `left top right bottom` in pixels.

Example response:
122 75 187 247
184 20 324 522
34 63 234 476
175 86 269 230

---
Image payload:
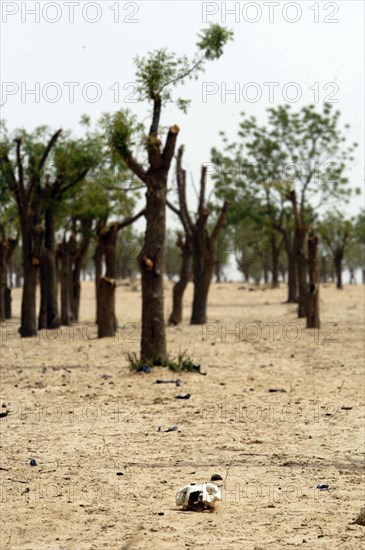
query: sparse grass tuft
126 350 206 374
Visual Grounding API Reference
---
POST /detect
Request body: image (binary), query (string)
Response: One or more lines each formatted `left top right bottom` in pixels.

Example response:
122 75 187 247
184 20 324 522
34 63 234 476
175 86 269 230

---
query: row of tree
1 24 363 363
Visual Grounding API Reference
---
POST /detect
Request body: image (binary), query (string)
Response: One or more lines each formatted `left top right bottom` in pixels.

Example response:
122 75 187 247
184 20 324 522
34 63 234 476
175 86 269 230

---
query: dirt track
0 282 364 549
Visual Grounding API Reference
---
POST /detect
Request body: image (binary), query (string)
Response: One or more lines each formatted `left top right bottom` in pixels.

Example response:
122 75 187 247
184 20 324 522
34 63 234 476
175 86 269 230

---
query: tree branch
176 145 193 235
39 129 62 171
14 138 26 208
198 164 208 215
149 94 162 136
123 152 148 184
161 125 180 168
157 53 205 95
166 200 180 218
210 200 229 243
117 208 146 231
53 168 90 198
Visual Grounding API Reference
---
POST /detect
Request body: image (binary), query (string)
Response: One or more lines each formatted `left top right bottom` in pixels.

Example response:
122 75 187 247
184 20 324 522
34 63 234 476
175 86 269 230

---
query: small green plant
126 350 206 374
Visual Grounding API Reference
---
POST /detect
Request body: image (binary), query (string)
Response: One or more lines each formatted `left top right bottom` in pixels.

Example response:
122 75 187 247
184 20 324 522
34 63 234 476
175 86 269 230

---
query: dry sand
0 281 364 549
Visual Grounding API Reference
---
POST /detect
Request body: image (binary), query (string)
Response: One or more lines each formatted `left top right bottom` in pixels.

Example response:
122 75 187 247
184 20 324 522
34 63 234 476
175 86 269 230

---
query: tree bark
4 238 17 318
306 231 320 328
270 234 280 288
95 211 146 338
262 249 269 285
287 249 297 303
58 239 73 326
122 115 179 362
0 242 6 321
289 190 308 316
20 223 44 337
94 241 102 325
139 180 167 360
96 224 118 338
334 252 343 289
189 163 228 325
169 234 192 325
71 220 92 322
0 236 18 320
39 209 60 329
296 224 308 317
190 228 214 325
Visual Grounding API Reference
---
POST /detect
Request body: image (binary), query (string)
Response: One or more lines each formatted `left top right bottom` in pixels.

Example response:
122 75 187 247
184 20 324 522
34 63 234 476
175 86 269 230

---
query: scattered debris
100 374 112 380
340 406 353 410
157 512 164 516
211 474 223 481
116 472 124 476
30 459 37 467
176 482 221 512
156 379 181 386
0 410 8 418
175 394 191 400
136 365 153 373
352 507 365 526
21 487 30 496
316 484 329 490
164 426 177 433
268 388 287 393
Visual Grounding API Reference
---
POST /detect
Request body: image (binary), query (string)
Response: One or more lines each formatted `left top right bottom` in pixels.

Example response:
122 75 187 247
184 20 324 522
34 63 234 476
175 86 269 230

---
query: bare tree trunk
334 252 343 289
271 235 280 288
306 231 320 328
0 242 6 321
39 209 60 329
262 248 270 285
72 258 83 322
95 211 145 339
20 224 44 337
96 224 118 338
71 221 92 322
287 249 297 303
139 179 167 360
58 240 73 326
276 226 296 303
169 235 192 325
0 236 18 320
191 231 214 325
190 164 228 325
122 112 179 362
94 242 102 325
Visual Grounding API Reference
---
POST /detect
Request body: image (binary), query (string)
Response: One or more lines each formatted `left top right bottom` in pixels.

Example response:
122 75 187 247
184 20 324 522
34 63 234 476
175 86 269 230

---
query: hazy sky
1 0 364 278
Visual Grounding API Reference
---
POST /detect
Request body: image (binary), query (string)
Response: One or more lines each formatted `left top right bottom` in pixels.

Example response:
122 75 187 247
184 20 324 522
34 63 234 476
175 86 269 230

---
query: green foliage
212 104 358 238
134 24 233 109
103 110 143 158
197 24 234 60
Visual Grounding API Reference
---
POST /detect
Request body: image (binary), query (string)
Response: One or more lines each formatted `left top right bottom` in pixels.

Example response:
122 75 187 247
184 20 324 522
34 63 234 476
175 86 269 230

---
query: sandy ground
0 281 364 550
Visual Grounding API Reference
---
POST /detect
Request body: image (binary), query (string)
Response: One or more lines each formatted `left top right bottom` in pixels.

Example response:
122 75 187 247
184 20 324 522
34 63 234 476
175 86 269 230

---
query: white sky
1 0 364 278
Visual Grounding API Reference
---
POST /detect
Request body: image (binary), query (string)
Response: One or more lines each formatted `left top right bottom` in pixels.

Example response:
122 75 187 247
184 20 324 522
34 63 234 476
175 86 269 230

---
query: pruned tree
96 209 145 338
306 229 320 328
212 103 358 314
170 146 228 324
107 24 233 360
319 211 355 289
0 164 18 319
0 124 100 335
